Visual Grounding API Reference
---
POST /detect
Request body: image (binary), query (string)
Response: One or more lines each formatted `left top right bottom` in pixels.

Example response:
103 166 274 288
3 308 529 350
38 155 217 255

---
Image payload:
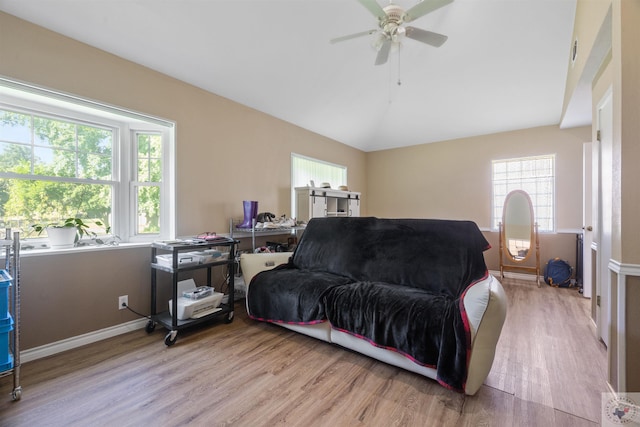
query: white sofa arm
240 253 292 285
462 275 507 395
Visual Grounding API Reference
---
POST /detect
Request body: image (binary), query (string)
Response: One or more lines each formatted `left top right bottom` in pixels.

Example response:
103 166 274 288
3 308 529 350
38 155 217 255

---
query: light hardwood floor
0 277 608 426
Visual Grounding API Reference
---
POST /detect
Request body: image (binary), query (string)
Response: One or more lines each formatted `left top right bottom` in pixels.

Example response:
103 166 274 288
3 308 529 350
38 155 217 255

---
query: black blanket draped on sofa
247 217 491 391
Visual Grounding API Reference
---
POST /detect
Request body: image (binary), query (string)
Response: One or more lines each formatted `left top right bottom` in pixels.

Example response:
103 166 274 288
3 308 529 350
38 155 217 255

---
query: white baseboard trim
20 318 148 363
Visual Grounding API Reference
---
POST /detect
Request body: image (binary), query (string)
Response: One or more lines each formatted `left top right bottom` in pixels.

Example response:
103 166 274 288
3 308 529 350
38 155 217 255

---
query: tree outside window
0 109 113 236
135 133 161 234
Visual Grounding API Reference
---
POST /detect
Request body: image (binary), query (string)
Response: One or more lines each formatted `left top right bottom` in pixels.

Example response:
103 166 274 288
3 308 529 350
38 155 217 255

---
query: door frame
595 88 613 347
582 142 593 300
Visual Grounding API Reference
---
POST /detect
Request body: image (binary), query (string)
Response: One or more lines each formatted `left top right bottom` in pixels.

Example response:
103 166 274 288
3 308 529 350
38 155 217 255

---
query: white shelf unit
229 218 300 252
295 187 361 223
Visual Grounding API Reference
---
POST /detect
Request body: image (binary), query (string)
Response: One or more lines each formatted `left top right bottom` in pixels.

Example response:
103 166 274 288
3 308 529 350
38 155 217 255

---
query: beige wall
562 0 612 120
616 0 640 266
570 0 640 393
627 276 640 391
366 125 591 271
18 248 150 347
614 0 640 392
0 12 367 236
0 11 366 349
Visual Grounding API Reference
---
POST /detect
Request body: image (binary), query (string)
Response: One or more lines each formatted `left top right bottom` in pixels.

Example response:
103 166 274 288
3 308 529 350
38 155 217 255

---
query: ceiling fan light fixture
393 26 406 43
371 32 388 51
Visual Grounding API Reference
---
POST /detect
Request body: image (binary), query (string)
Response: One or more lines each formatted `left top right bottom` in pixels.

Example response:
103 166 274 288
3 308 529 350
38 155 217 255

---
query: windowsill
14 241 151 257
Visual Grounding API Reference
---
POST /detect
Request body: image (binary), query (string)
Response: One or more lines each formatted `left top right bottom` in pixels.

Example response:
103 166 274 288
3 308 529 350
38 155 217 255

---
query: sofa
242 217 507 395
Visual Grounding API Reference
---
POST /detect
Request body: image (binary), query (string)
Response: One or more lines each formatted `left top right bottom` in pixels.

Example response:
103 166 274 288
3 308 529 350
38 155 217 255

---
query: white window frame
290 153 347 217
0 77 176 245
127 130 171 241
491 154 555 232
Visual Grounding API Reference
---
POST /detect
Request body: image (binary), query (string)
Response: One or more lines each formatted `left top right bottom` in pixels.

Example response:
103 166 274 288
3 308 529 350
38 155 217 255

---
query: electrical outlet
118 295 128 310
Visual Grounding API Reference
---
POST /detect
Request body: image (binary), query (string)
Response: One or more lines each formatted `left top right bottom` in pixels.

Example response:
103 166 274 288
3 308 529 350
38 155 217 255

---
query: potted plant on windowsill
31 217 106 249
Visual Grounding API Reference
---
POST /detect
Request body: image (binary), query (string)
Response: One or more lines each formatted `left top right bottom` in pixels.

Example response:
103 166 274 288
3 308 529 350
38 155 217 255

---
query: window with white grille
492 155 555 231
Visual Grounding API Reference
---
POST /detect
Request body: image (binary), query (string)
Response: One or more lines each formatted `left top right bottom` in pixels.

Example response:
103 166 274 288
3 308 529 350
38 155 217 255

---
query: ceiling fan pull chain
397 42 402 86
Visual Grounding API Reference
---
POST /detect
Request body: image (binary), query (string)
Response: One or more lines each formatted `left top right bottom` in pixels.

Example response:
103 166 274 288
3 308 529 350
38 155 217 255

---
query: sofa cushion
323 280 471 391
246 267 353 324
292 217 489 297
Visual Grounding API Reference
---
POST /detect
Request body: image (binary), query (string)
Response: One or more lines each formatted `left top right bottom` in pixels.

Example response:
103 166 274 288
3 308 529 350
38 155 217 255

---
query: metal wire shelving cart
0 230 21 401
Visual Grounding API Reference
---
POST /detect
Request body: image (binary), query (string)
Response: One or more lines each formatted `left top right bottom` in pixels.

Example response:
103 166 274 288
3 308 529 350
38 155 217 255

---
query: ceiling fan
331 0 453 66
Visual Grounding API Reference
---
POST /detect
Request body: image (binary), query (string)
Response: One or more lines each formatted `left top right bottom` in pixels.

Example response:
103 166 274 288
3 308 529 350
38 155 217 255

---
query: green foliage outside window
0 109 113 236
136 133 161 234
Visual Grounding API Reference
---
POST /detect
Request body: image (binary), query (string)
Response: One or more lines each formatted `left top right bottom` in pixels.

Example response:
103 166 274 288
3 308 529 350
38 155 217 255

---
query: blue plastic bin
0 353 13 372
0 269 11 318
0 315 13 367
0 315 11 326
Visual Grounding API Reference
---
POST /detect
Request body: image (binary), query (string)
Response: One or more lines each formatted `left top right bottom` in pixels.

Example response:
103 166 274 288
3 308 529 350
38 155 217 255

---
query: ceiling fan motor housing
382 4 405 23
381 4 407 40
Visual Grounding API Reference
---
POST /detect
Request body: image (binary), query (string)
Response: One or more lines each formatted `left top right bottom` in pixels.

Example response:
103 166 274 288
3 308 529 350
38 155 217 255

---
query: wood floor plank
0 277 608 426
460 385 516 426
485 279 608 424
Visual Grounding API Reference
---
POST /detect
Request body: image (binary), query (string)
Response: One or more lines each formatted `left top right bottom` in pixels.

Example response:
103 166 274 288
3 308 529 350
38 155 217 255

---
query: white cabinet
348 197 360 217
295 187 361 223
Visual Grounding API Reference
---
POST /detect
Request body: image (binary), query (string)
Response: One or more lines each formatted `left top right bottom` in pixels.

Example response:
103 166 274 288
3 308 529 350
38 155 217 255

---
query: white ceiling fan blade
374 39 392 66
405 26 448 47
404 0 454 23
357 0 387 20
330 29 377 44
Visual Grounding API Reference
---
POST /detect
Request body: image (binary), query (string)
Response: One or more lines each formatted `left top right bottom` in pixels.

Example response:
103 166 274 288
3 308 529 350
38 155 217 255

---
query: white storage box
186 249 229 264
169 292 224 320
156 253 198 268
169 280 223 320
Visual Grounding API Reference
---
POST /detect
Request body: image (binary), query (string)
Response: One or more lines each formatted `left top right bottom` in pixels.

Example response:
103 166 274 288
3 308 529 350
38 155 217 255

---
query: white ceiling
0 0 580 152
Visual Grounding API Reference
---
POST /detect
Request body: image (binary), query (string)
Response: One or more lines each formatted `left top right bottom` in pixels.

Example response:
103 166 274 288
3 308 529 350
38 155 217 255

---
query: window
291 153 347 217
492 155 555 231
0 78 175 245
0 109 115 237
134 132 162 235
